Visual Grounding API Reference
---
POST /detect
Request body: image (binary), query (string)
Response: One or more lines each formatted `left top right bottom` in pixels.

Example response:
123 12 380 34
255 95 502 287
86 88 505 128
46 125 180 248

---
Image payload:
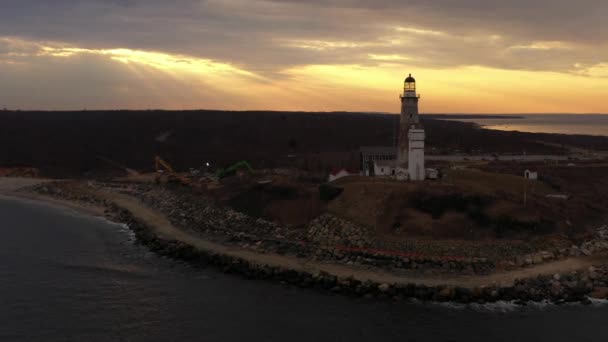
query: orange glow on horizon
2 37 608 113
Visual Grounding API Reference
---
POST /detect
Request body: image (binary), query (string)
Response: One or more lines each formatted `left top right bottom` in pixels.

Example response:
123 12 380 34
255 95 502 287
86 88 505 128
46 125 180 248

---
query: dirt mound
328 171 569 240
222 179 323 227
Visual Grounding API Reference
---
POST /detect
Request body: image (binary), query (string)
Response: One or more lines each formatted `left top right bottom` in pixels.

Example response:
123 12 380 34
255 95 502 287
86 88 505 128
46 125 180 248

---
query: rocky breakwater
124 186 312 258
22 182 608 304
307 214 495 275
106 205 608 304
507 265 608 304
307 214 374 249
128 190 495 276
508 225 608 269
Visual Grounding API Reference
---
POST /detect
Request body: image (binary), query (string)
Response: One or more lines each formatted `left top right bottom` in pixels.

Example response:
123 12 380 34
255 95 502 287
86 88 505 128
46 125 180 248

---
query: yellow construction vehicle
154 156 190 185
155 156 176 174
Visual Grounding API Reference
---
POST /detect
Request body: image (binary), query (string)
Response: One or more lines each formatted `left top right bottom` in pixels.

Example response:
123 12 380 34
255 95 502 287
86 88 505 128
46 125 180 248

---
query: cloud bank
1 0 607 112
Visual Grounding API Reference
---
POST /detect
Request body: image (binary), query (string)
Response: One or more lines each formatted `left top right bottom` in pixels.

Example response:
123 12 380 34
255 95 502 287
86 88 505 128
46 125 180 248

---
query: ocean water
1 196 608 341
442 114 608 136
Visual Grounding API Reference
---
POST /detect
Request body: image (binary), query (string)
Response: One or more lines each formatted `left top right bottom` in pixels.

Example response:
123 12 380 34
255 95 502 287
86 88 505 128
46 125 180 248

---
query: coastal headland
2 174 608 304
1 112 608 304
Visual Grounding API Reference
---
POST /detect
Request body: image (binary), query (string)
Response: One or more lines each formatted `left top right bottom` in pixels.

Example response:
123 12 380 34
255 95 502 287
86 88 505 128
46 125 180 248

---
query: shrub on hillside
319 183 343 201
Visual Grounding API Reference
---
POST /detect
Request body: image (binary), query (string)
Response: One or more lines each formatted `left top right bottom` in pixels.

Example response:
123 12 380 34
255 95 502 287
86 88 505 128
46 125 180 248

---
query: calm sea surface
1 196 608 341
442 114 608 136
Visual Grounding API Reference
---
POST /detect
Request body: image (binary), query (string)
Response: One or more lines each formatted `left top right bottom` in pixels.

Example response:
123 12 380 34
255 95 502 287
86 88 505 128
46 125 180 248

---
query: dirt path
94 189 607 288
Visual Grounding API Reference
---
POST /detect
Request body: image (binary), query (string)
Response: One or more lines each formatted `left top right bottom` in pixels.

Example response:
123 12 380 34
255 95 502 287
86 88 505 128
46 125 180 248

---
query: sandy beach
0 177 105 218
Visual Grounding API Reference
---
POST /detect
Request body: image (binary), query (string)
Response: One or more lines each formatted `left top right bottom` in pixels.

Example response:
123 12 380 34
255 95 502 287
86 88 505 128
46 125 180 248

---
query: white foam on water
99 218 135 240
96 216 130 231
429 298 608 313
586 297 608 307
521 300 554 310
431 300 520 313
78 214 136 242
472 301 524 313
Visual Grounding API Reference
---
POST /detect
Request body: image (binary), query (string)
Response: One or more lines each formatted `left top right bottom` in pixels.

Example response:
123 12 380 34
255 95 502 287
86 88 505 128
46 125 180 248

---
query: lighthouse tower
397 74 425 180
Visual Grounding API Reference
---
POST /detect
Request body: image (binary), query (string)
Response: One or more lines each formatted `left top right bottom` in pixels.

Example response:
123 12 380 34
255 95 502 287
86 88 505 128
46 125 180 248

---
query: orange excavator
154 156 190 186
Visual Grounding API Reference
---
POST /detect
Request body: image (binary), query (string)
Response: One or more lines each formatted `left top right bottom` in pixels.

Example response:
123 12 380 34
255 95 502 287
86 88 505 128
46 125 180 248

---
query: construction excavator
154 155 190 185
216 160 253 179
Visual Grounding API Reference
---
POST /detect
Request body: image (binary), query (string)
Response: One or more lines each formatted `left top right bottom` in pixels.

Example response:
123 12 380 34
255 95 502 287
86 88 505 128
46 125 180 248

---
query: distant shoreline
2 109 604 116
433 114 608 137
424 114 525 120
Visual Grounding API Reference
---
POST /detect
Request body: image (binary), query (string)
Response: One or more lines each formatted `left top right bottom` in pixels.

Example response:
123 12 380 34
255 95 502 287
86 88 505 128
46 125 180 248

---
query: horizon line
1 109 606 115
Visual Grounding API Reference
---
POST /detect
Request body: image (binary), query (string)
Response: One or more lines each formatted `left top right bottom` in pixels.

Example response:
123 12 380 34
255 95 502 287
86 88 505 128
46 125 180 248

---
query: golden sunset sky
1 0 607 113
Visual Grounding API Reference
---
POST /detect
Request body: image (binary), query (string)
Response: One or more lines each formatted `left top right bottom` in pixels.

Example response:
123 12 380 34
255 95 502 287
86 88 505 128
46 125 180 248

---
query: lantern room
404 74 416 94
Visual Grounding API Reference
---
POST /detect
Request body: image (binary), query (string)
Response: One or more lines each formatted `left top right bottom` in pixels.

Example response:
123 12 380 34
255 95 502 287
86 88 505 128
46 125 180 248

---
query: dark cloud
0 0 607 74
0 44 241 110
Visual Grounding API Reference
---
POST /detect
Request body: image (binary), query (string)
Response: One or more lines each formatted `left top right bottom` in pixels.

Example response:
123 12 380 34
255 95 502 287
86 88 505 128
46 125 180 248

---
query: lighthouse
359 74 427 180
398 74 425 181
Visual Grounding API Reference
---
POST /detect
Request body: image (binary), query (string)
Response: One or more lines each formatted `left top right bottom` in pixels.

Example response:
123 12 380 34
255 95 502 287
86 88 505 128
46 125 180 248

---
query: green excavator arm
216 161 253 179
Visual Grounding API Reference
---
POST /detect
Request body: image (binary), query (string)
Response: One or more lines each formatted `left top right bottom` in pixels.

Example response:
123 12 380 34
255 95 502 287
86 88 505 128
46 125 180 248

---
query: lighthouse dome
405 74 415 83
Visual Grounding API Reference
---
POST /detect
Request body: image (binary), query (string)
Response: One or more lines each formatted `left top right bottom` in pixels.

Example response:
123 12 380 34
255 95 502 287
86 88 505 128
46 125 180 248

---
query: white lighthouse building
398 74 425 180
359 74 427 181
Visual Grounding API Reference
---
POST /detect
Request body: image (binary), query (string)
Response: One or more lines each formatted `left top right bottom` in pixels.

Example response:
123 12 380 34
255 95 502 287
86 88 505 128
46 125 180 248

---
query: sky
1 0 608 113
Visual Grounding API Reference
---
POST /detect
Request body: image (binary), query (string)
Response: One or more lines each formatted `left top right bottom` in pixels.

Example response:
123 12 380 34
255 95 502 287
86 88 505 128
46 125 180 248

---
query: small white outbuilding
524 170 538 180
374 160 396 177
372 161 411 181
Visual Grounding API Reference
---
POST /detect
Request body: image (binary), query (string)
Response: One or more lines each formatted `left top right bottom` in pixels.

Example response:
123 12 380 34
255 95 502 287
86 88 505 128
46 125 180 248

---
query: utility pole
523 175 528 206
